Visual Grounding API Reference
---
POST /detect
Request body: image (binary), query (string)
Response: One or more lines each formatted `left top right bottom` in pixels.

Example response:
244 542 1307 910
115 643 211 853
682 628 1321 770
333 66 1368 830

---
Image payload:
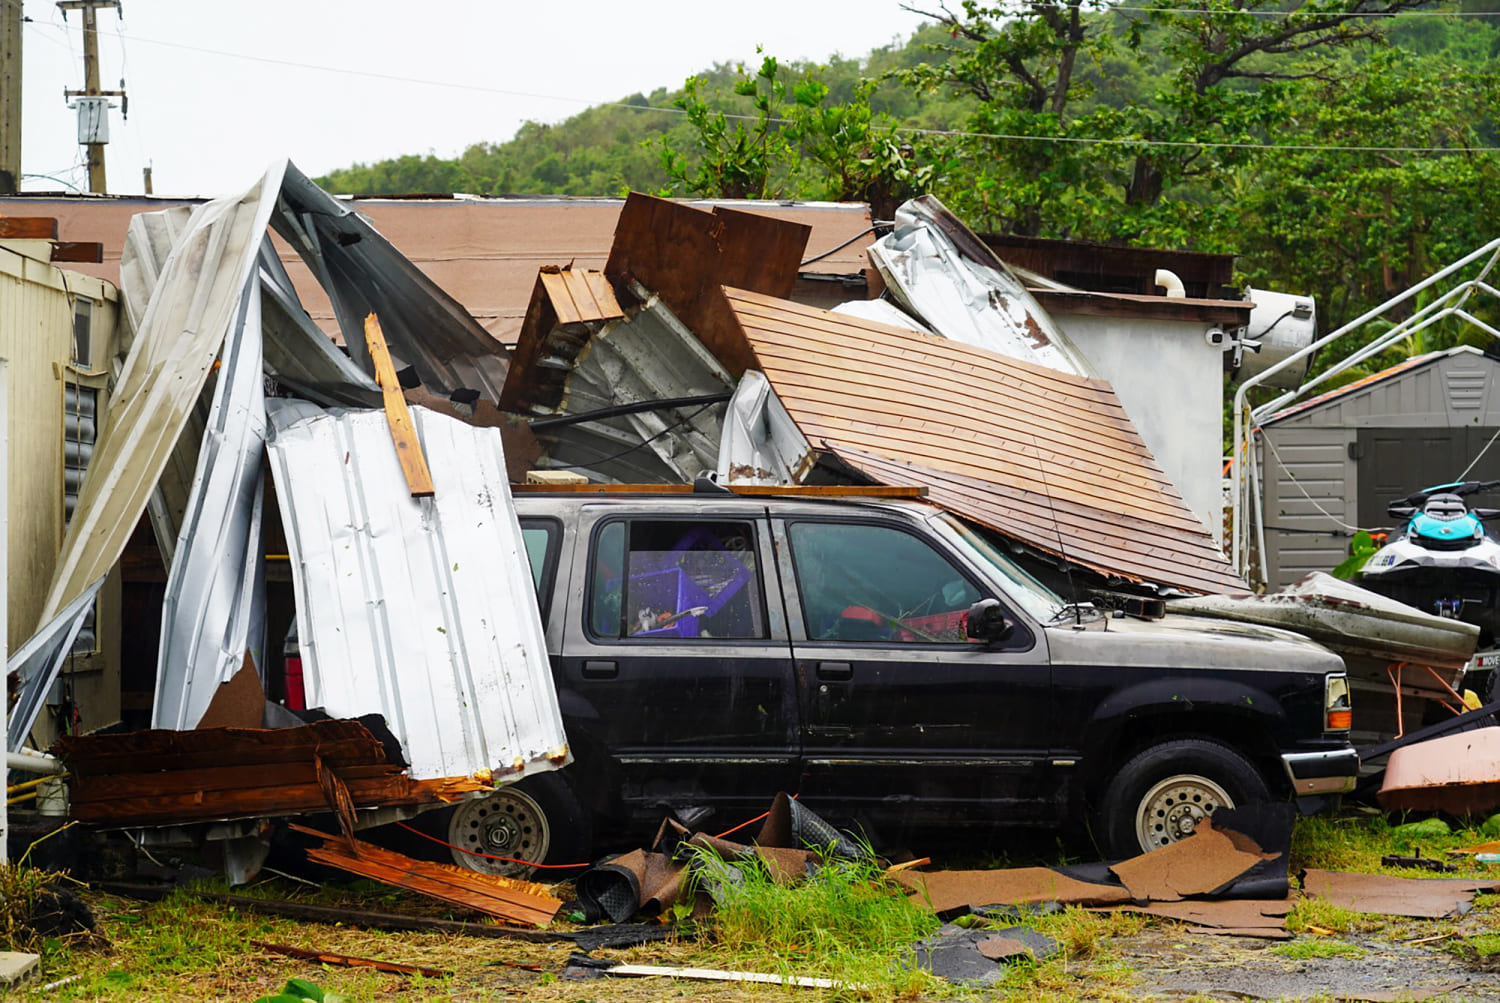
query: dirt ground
1116 926 1500 1002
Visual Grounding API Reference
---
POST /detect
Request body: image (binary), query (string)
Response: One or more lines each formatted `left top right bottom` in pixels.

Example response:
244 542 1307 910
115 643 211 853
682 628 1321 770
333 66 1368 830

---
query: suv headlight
1324 673 1352 732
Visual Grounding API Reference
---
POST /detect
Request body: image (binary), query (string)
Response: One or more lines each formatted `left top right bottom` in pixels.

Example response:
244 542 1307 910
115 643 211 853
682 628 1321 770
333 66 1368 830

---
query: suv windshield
937 513 1064 623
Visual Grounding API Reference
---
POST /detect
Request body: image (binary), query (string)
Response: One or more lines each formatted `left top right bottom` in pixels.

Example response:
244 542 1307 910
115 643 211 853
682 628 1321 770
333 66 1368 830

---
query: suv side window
787 521 983 643
518 518 560 621
588 519 768 641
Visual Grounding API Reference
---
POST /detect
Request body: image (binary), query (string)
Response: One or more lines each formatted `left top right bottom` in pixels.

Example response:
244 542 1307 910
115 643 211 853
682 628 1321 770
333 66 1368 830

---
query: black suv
442 490 1357 873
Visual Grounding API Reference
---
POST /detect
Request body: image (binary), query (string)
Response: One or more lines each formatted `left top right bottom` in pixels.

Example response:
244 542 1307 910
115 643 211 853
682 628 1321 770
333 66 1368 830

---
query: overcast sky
19 1 931 198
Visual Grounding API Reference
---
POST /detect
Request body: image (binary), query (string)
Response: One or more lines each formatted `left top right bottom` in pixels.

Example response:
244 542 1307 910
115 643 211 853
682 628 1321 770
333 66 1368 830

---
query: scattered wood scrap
364 312 435 498
252 941 448 977
54 720 486 826
292 824 561 927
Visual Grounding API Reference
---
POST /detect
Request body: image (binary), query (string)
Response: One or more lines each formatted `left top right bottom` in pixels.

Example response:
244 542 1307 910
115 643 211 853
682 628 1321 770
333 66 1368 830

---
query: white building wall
1054 312 1225 540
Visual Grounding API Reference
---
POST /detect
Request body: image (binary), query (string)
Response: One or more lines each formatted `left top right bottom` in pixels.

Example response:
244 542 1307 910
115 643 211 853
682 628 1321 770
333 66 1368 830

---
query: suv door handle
582 660 618 679
817 661 853 681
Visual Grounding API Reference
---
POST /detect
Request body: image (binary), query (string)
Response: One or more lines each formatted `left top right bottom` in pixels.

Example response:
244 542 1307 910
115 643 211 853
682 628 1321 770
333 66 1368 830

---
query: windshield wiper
1047 601 1099 625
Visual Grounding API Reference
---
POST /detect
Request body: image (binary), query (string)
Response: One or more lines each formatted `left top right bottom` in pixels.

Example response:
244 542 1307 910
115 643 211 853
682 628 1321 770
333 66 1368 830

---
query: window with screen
588 520 767 640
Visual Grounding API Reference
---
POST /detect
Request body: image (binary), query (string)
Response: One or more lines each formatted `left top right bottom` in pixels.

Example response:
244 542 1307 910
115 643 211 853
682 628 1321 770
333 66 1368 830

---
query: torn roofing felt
265 401 569 782
720 286 1246 595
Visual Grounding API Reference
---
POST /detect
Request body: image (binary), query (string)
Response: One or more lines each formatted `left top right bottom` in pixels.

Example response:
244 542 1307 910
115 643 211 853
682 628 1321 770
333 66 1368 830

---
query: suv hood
1046 611 1345 674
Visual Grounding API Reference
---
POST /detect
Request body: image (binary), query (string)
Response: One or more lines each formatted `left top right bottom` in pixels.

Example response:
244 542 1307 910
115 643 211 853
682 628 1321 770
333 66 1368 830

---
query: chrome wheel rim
1134 775 1234 852
447 788 551 877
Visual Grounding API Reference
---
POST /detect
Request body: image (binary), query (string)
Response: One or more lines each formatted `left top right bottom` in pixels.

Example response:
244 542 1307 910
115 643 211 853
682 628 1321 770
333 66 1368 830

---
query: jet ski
1358 480 1500 648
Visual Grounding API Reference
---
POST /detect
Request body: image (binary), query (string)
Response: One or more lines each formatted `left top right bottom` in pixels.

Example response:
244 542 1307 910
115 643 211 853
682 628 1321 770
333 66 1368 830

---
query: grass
10 809 1499 1000
1269 939 1366 960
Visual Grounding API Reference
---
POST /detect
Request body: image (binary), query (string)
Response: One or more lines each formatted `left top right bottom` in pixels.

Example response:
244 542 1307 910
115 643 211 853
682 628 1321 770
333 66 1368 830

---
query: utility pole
1 0 22 193
59 0 124 195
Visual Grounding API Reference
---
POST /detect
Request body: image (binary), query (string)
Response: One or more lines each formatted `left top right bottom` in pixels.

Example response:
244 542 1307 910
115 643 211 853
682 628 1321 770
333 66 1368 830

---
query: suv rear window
588 519 768 641
787 521 982 643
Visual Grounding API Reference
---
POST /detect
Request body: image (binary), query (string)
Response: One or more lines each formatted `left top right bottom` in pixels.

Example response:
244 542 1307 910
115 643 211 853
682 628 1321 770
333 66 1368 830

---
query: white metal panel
39 164 285 624
151 270 268 730
717 371 813 485
266 403 569 782
868 196 1095 377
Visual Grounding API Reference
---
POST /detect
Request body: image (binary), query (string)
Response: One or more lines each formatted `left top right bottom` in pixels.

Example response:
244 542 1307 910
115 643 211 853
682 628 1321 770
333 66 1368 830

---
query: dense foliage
317 3 1500 366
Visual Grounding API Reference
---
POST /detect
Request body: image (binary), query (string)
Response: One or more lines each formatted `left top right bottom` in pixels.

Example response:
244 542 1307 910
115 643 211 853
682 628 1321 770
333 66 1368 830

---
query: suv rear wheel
446 773 591 878
1098 737 1269 859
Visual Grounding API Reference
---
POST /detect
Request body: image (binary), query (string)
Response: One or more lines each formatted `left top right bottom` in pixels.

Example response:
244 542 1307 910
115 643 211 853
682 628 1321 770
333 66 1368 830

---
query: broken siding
723 287 1244 594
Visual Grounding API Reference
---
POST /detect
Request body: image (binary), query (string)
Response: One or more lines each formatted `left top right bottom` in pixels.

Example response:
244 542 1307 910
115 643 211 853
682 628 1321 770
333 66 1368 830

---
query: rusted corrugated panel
724 287 1245 594
294 825 562 926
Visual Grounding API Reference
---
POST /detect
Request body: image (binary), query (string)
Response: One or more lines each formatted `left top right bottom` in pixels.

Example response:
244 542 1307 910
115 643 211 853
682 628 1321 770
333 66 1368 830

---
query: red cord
394 821 590 869
393 794 800 869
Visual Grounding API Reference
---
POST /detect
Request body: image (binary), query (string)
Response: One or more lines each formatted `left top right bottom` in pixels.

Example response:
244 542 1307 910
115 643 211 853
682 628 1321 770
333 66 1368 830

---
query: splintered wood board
364 313 435 498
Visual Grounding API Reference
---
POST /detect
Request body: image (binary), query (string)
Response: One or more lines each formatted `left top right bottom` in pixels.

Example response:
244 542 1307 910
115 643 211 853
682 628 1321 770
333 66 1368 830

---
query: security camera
1206 327 1229 348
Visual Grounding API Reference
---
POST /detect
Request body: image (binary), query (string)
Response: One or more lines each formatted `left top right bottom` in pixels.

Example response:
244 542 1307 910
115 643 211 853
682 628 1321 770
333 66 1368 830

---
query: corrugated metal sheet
7 575 104 751
500 267 623 415
272 164 510 399
151 269 268 731
867 196 1096 376
265 403 569 782
537 294 733 483
717 370 814 484
723 287 1245 594
38 164 284 625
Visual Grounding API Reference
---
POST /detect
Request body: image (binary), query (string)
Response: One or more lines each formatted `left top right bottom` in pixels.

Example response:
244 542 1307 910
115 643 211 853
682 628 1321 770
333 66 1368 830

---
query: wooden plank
69 762 403 804
55 721 388 776
0 216 59 239
252 941 448 978
49 241 105 263
293 824 562 927
363 313 436 498
67 775 441 825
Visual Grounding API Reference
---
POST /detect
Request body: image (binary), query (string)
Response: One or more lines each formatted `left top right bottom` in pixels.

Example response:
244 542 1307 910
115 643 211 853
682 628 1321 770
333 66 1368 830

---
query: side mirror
965 598 1013 643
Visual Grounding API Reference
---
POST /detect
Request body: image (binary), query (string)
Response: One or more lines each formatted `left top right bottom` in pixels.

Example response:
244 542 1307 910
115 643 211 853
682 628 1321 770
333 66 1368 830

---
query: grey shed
1258 346 1500 589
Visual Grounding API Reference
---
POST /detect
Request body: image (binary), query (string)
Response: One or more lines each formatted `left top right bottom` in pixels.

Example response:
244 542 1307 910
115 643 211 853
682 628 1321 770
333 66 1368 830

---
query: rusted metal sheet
293 824 562 927
251 942 448 978
721 287 1245 594
604 194 811 378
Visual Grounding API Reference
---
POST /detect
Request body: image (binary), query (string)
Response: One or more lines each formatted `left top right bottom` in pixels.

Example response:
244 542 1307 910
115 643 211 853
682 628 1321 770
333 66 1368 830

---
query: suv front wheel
1097 737 1270 858
446 773 592 878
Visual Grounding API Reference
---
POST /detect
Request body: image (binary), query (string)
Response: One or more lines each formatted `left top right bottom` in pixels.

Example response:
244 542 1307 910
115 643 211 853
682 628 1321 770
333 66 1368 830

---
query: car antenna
1026 433 1091 629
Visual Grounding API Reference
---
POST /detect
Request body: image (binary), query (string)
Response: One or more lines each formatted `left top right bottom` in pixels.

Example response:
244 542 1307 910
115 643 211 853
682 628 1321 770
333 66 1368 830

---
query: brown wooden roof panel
723 288 1244 594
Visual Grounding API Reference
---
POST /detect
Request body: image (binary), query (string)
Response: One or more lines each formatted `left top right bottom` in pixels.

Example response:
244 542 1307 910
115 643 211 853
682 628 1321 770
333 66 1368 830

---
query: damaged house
3 165 1374 890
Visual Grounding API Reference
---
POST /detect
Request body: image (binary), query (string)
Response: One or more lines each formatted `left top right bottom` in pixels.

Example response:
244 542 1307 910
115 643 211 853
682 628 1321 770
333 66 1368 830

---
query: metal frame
1230 238 1500 581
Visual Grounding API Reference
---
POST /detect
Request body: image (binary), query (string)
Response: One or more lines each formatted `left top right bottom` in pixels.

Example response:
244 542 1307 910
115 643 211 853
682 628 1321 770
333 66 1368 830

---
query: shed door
1357 427 1500 529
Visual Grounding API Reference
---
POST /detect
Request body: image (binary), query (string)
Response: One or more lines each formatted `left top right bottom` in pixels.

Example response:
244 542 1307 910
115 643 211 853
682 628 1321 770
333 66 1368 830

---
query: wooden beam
0 216 58 239
510 482 928 499
363 313 435 498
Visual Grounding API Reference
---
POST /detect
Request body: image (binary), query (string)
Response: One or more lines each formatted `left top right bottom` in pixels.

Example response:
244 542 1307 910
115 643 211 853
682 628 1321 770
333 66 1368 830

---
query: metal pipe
7 751 65 775
527 392 733 432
